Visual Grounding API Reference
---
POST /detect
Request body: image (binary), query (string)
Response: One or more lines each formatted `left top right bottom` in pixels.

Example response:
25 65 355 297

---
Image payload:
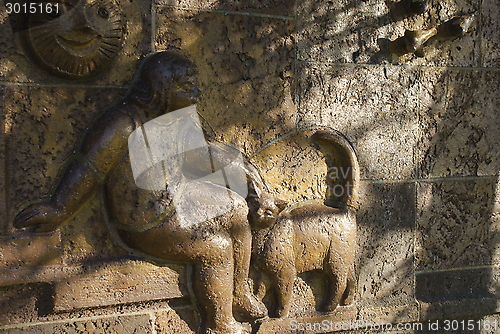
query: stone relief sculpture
19 0 124 78
390 0 430 20
14 51 268 334
249 131 359 318
13 50 360 333
390 14 475 57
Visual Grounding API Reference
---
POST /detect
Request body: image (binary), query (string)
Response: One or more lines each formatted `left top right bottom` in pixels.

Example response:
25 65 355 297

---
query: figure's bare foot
233 280 267 320
205 320 251 334
13 202 65 233
276 306 290 318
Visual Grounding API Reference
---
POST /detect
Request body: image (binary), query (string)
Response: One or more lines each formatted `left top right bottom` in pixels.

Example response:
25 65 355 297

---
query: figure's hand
13 202 65 233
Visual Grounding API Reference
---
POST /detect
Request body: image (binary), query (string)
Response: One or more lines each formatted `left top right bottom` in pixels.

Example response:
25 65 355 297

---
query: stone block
417 70 500 178
156 8 296 156
388 0 480 67
297 0 391 64
250 129 331 204
420 297 500 324
0 87 6 235
256 305 357 334
3 86 123 229
416 267 500 303
416 179 500 270
0 0 150 86
0 314 153 334
355 182 416 315
357 301 419 325
156 307 199 334
482 0 500 67
0 265 73 288
53 259 187 311
156 0 296 17
0 283 54 325
0 235 61 271
297 64 419 180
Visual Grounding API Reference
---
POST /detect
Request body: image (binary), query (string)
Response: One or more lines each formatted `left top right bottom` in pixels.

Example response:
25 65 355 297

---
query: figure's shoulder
96 103 141 135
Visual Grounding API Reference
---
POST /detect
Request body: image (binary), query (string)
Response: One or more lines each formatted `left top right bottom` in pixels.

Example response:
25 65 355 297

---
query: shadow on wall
1 0 499 332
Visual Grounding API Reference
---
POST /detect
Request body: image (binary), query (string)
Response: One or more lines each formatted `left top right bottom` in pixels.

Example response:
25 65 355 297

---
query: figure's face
22 0 124 79
167 72 200 112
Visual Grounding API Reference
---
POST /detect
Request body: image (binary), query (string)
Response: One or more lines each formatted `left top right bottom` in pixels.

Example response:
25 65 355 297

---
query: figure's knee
194 234 234 263
234 196 249 218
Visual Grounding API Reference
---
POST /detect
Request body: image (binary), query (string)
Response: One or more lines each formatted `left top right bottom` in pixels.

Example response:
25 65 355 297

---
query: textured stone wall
1 0 499 333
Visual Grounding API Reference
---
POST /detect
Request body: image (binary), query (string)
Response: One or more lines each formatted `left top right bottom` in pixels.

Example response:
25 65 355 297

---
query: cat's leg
322 247 348 312
341 265 356 306
262 220 296 318
273 264 296 318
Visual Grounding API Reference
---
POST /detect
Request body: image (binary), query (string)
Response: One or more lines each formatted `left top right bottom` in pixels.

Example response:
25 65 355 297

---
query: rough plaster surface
156 8 297 156
0 0 499 332
0 0 151 86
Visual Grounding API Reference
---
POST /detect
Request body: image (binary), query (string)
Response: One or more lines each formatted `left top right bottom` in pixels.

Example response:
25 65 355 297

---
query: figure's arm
14 108 136 233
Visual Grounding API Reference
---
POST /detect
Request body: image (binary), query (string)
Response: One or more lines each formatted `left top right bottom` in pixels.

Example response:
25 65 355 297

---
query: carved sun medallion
22 0 124 79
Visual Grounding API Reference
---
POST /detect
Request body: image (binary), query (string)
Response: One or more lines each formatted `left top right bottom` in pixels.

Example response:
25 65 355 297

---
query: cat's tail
312 130 360 210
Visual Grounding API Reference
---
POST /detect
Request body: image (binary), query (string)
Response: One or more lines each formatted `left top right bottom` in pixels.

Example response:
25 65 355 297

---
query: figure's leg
118 219 251 333
230 196 267 320
192 249 251 334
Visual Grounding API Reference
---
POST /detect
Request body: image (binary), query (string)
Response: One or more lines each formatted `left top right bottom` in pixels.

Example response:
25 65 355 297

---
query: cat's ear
247 181 259 198
275 198 288 212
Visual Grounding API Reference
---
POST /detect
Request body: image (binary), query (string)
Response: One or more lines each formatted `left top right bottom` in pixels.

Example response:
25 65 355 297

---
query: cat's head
247 182 287 229
21 0 124 79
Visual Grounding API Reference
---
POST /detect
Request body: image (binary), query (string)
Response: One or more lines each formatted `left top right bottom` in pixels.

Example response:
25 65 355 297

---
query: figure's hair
130 51 198 110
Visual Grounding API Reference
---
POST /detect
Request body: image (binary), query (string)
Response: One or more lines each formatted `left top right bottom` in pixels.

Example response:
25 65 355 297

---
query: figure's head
21 0 124 79
131 51 200 115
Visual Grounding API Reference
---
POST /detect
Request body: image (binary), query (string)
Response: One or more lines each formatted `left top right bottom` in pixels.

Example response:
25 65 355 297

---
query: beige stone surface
256 305 357 333
0 0 150 86
297 0 391 64
420 298 500 328
53 260 187 311
416 266 500 311
0 235 61 271
156 8 296 156
0 283 52 325
250 129 330 203
417 69 500 178
297 64 419 180
156 307 199 333
356 302 419 325
356 182 416 307
417 179 500 270
482 0 500 67
3 86 123 228
0 0 499 331
0 314 152 334
156 0 296 17
388 0 480 67
0 88 5 236
60 197 126 263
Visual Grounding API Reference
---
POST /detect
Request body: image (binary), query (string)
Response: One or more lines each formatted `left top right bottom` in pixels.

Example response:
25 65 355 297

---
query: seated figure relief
14 51 359 333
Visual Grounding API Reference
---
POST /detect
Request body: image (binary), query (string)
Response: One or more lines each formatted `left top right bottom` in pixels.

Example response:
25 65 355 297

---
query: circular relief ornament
21 0 124 79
